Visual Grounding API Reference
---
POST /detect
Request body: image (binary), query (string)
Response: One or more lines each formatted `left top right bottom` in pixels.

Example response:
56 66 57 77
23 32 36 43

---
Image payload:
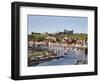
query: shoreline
28 44 88 66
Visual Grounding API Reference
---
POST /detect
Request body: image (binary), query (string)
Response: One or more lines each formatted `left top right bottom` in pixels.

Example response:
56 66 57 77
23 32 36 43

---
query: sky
27 15 88 34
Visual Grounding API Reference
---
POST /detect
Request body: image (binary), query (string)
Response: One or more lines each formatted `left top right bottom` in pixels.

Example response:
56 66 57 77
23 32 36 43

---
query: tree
64 29 67 34
31 32 34 34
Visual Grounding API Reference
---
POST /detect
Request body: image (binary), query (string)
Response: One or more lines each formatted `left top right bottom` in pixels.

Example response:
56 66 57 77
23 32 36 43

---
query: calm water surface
34 49 87 66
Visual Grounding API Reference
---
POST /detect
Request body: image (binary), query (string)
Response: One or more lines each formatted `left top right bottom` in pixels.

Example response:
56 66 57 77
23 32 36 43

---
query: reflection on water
34 49 88 66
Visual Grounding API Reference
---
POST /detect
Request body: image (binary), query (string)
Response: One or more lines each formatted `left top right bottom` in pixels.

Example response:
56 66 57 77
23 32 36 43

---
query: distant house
42 32 48 35
64 30 74 34
31 32 41 35
57 30 74 35
80 33 87 35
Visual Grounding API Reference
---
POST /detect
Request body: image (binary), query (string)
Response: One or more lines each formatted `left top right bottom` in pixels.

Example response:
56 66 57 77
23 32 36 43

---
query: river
34 49 88 66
